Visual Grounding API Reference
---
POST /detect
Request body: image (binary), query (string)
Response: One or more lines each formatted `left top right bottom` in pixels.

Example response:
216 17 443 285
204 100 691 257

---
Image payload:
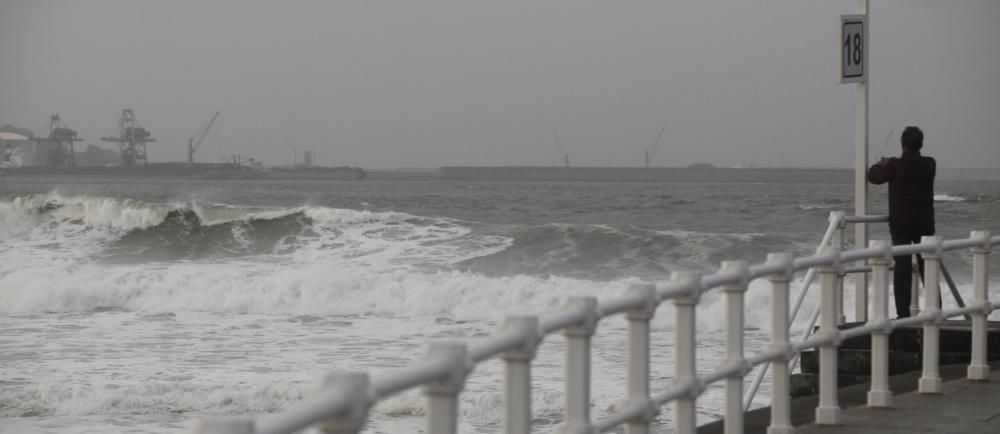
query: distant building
0 131 31 168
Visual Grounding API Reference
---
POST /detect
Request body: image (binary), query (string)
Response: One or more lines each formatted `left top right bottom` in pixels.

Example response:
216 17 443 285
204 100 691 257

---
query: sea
2 176 999 434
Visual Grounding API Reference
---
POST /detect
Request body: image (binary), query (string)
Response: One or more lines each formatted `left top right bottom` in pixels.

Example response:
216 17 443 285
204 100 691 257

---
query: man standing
868 126 936 318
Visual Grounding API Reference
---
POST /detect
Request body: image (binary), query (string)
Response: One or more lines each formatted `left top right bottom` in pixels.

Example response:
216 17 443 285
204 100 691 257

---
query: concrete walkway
795 369 1000 434
699 363 1000 434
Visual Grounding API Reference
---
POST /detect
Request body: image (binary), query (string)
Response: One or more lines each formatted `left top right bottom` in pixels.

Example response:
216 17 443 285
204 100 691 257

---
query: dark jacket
867 149 936 231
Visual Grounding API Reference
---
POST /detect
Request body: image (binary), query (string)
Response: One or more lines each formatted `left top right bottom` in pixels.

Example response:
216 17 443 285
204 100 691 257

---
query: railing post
743 213 842 413
501 315 541 434
422 342 471 434
919 236 944 393
836 268 847 325
765 253 794 434
625 283 658 434
867 240 892 407
672 271 702 434
720 261 749 434
314 373 372 434
559 296 598 434
815 246 842 425
854 239 870 324
831 216 847 324
909 255 921 317
968 230 992 381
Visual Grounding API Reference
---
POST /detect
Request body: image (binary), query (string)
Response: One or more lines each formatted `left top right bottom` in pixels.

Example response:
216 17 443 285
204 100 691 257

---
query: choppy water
2 177 999 433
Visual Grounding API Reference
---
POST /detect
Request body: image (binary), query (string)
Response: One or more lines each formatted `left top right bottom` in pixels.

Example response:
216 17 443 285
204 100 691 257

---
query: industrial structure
0 131 31 168
2 108 373 177
32 115 82 168
553 131 569 168
644 126 666 168
101 109 155 167
188 111 220 166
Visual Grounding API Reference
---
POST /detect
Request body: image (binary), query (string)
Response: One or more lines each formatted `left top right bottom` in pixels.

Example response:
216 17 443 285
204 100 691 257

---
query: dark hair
901 126 923 150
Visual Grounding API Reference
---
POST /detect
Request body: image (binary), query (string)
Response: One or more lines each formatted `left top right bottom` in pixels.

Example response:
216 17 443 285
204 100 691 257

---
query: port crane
188 111 220 166
101 109 155 167
34 115 82 168
644 127 666 168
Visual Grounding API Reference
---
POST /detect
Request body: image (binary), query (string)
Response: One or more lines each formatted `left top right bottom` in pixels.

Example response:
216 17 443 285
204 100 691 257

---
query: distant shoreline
0 163 365 180
424 166 1000 183
4 166 998 183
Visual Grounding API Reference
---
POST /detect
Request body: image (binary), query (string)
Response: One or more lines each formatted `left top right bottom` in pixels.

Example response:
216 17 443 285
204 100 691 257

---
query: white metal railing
191 215 997 434
743 211 852 411
744 211 884 410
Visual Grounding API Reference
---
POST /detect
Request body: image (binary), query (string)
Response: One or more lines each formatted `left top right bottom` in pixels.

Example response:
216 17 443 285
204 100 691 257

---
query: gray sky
1 1 998 169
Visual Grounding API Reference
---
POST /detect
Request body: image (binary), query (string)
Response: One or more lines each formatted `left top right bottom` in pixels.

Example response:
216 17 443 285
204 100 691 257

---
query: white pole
967 231 992 380
853 0 871 324
501 315 539 434
766 253 794 434
832 223 847 325
625 283 657 434
867 240 892 407
721 261 749 434
816 246 842 425
918 236 943 394
423 343 469 434
503 350 533 434
672 271 701 434
743 213 842 412
910 256 921 317
560 296 598 434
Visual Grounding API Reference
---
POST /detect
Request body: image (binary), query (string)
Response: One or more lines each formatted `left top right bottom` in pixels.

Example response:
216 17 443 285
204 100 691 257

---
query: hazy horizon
2 1 998 170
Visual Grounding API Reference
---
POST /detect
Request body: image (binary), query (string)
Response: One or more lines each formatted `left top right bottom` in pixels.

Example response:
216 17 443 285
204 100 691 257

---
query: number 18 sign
840 15 867 83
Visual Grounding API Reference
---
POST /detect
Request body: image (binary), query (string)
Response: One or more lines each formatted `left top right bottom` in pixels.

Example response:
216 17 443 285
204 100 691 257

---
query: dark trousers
890 224 934 318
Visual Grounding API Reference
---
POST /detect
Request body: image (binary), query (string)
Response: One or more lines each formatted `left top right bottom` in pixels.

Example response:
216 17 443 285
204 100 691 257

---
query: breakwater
434 167 1000 183
435 167 852 183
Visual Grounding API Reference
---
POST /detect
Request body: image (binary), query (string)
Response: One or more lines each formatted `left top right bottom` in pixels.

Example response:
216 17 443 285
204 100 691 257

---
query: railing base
815 406 841 425
918 377 942 394
866 389 892 407
967 364 990 381
766 424 794 434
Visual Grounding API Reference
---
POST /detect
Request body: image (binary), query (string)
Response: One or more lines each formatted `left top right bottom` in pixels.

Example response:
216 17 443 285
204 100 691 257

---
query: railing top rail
194 227 998 434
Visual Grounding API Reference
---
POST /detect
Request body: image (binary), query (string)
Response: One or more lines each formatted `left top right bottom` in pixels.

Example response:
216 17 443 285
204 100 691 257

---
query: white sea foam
797 204 836 210
0 258 602 317
0 201 38 240
935 193 965 202
9 193 175 233
0 193 831 330
0 380 305 418
652 228 767 244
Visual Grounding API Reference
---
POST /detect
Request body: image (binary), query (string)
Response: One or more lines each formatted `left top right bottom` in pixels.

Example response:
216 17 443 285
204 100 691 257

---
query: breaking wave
0 193 501 263
1 193 793 281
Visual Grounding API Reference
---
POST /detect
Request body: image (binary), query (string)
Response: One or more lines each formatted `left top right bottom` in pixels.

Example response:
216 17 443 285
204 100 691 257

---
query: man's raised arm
868 157 893 185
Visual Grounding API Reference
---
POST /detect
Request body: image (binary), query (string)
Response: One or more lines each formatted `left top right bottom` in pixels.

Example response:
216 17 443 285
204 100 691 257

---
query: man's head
901 126 923 151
